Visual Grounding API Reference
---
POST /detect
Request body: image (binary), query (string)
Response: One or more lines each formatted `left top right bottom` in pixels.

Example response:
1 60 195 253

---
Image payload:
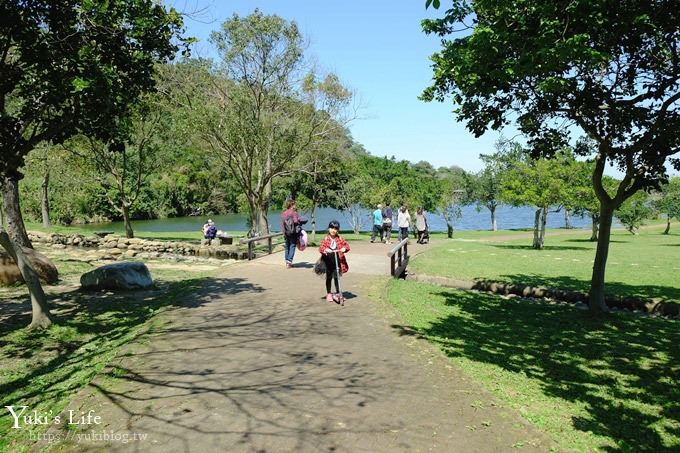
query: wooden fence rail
387 238 409 278
239 232 284 260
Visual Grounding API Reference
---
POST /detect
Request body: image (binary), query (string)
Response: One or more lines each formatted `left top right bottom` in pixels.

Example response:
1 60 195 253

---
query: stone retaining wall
28 231 251 260
409 273 679 317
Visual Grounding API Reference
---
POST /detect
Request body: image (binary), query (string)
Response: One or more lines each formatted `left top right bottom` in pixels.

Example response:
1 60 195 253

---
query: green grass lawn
386 279 679 452
0 252 221 452
410 228 680 302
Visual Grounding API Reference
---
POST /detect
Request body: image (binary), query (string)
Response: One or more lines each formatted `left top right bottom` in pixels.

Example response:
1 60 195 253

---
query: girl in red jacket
317 220 350 303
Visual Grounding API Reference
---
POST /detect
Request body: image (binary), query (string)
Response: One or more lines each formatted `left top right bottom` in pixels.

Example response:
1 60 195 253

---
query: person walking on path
317 220 350 303
415 207 428 244
281 199 302 268
370 204 383 243
398 205 411 240
382 203 393 244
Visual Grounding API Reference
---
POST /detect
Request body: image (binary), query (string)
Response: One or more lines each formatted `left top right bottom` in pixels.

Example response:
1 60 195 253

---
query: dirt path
41 242 552 452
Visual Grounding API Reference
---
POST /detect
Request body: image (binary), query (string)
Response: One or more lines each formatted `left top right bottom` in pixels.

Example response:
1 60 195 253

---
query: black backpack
283 215 296 237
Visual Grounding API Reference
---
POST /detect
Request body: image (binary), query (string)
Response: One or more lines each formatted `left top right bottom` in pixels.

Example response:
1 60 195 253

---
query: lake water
76 205 606 235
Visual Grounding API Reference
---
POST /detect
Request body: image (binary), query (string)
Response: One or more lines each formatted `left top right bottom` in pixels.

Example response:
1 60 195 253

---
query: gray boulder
80 261 153 290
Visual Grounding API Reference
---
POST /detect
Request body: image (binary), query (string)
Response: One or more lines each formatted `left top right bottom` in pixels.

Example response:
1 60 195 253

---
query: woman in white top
415 207 428 243
397 205 411 240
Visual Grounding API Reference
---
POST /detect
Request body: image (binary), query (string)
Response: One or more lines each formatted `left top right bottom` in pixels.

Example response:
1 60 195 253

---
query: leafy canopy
422 0 680 191
0 0 187 178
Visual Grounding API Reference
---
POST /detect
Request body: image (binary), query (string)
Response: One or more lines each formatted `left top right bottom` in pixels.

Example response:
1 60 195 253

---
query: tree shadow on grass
0 276 265 438
393 287 679 452
563 238 627 244
491 273 680 302
491 244 592 251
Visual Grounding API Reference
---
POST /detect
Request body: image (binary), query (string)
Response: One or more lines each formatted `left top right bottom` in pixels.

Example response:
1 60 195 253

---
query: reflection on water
77 205 608 234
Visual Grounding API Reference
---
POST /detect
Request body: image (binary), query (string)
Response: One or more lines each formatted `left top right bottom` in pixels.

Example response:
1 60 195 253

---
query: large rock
80 261 154 291
0 248 59 286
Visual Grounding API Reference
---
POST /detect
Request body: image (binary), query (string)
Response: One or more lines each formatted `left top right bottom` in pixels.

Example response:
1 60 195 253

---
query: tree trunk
589 202 615 313
259 150 272 236
490 206 497 231
257 201 270 236
532 208 542 249
121 204 134 238
0 231 52 329
246 196 258 237
663 215 670 234
2 176 32 249
447 223 453 238
590 214 599 241
564 208 572 229
310 201 317 242
41 169 51 227
539 206 547 246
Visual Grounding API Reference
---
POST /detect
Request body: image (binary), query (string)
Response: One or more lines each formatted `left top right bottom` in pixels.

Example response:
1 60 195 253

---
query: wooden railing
239 232 284 260
387 238 409 278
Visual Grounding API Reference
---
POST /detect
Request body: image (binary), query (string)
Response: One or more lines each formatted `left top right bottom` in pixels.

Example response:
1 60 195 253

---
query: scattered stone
80 261 154 290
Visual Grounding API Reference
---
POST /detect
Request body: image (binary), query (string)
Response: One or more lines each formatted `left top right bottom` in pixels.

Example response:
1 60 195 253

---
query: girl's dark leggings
325 269 339 293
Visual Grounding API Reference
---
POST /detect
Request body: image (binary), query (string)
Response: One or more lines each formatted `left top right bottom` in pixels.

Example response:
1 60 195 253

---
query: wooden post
268 236 272 254
248 241 254 260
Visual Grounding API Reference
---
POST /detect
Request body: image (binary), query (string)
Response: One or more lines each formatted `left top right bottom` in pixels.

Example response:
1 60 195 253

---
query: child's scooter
328 248 344 306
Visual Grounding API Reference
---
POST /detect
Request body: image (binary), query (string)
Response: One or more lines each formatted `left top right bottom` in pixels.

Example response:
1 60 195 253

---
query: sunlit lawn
410 228 680 302
386 279 679 452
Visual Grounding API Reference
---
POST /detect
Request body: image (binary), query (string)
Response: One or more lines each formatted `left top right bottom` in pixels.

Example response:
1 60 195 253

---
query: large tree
200 10 352 236
471 138 525 231
615 190 653 235
435 166 469 238
501 153 572 249
422 0 680 313
0 0 185 328
69 111 161 238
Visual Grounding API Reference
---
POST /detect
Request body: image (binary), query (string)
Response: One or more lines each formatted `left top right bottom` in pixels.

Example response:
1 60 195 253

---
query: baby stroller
417 227 430 244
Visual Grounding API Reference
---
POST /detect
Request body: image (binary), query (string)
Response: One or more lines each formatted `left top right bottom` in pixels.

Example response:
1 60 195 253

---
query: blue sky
169 0 507 172
169 1 678 177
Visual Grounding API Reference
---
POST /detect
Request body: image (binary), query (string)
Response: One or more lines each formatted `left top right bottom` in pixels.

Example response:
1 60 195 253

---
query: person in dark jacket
202 219 217 245
280 199 301 268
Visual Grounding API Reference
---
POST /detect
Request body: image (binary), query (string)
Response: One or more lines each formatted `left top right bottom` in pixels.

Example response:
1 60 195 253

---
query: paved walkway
46 241 551 452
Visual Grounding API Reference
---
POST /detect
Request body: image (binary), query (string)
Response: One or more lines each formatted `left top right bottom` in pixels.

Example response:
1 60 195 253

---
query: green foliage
653 177 680 231
500 153 570 210
1 0 187 179
468 138 526 230
196 10 354 235
422 0 680 187
615 191 654 234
